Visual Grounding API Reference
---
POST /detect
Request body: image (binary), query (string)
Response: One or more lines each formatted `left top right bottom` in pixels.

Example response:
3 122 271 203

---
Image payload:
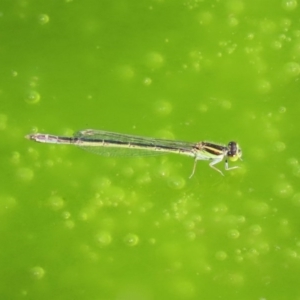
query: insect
26 129 242 177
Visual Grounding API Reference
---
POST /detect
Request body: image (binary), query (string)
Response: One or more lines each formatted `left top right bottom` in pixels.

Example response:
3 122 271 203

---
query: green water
1 0 300 299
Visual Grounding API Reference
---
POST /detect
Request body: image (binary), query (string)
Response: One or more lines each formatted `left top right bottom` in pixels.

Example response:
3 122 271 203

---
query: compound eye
228 141 237 157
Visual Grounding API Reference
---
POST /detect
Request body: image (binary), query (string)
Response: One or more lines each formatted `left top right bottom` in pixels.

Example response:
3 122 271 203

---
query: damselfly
25 129 242 177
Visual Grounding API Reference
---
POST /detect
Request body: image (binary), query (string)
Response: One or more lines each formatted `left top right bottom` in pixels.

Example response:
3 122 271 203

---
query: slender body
25 129 242 177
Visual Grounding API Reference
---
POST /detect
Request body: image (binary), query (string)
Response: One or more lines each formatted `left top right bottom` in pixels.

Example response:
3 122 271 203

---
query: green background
1 0 300 299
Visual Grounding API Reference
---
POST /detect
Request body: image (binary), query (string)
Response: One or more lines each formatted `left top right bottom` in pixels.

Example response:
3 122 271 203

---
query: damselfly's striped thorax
26 129 242 177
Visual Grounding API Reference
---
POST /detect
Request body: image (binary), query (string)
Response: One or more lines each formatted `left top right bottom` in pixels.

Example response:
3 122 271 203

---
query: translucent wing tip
25 134 34 140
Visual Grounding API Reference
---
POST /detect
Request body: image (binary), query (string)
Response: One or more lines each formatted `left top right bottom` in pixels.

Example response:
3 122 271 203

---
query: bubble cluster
282 0 298 10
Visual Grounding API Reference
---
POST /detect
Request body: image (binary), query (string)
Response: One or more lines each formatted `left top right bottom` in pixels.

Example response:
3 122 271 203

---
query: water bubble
27 147 39 160
148 238 156 245
92 177 111 190
11 152 20 164
249 224 262 235
0 114 8 130
48 195 64 211
286 249 298 259
287 157 298 166
247 248 260 259
227 272 244 286
154 100 172 116
226 0 244 14
215 251 228 261
17 168 34 181
0 195 17 214
246 33 255 40
274 181 294 198
284 62 300 77
38 14 50 25
198 104 208 113
173 280 195 298
220 99 232 110
292 193 300 206
64 220 75 229
30 266 45 279
236 215 246 224
272 40 282 50
143 77 152 86
62 211 71 219
118 65 135 80
249 201 269 216
25 90 40 104
257 79 271 94
227 229 240 239
156 164 171 178
197 11 213 25
187 231 197 240
228 16 239 27
121 166 134 177
292 42 300 59
124 233 139 246
146 52 164 69
167 175 185 190
185 221 195 230
213 203 228 214
279 106 286 113
29 76 39 88
260 19 276 33
274 141 286 152
95 231 112 247
282 0 298 10
257 242 270 254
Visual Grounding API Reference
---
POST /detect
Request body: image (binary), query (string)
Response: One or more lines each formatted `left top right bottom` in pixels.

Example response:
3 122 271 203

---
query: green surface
1 0 300 299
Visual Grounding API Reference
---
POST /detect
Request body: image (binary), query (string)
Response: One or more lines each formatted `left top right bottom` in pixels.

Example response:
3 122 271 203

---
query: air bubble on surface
284 62 300 77
227 229 240 239
282 0 298 11
216 251 228 261
143 77 152 86
96 231 112 247
17 168 34 181
124 233 139 246
38 14 50 24
154 100 173 116
0 114 7 130
48 195 65 211
30 266 45 280
146 52 164 69
25 90 40 104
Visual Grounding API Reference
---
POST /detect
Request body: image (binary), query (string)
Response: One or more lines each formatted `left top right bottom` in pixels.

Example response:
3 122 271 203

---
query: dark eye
228 141 237 157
